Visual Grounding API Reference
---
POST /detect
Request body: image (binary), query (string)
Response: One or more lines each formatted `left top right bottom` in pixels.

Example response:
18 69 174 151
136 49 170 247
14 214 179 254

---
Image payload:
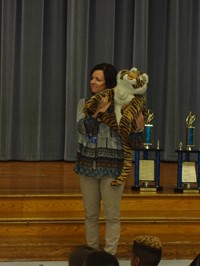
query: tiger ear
130 67 138 72
117 69 129 80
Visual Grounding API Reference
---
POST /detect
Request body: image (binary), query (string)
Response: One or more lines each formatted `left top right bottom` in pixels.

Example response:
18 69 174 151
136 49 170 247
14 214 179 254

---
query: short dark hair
69 245 98 266
84 251 119 266
190 253 200 266
132 235 162 266
90 63 117 89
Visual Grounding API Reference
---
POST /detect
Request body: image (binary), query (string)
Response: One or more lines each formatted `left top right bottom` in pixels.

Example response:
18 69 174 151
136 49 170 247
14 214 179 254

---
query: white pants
80 175 124 255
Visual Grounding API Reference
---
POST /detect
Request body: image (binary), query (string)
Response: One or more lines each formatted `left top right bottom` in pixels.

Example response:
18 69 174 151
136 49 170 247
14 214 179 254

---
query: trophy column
131 110 163 192
198 153 200 189
131 148 163 191
174 150 200 193
174 112 199 193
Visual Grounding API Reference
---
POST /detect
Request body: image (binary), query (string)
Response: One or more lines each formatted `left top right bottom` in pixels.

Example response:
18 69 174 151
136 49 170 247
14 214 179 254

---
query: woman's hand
135 111 144 131
92 96 111 118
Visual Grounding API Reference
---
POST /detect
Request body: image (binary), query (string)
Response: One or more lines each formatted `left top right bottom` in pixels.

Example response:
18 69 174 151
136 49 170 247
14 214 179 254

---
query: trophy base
143 144 152 150
131 186 140 191
174 187 200 194
131 186 163 192
186 146 194 151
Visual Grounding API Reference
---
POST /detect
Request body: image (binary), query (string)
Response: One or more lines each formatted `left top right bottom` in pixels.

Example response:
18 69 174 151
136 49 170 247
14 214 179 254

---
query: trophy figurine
186 112 196 150
144 110 154 149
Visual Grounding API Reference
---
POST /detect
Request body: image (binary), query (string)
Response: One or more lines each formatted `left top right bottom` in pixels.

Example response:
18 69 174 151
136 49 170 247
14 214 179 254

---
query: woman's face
90 70 106 94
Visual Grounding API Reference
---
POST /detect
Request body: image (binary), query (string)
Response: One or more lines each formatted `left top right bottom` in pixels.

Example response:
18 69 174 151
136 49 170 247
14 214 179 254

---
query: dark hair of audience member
84 251 119 266
190 253 200 266
69 245 98 266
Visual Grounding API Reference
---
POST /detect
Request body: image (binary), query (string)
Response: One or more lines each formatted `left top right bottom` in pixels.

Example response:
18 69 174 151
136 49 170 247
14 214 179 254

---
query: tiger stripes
83 89 146 187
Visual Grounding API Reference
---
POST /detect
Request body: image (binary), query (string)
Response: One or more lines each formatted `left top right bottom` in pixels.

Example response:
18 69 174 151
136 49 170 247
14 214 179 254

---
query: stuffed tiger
84 67 149 186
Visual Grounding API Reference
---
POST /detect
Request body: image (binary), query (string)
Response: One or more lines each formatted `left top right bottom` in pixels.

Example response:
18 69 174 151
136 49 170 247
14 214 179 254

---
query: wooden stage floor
0 161 180 195
0 161 200 261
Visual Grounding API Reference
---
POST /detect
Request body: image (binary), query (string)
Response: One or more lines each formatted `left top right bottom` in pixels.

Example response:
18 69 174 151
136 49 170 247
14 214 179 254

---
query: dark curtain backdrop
0 0 200 161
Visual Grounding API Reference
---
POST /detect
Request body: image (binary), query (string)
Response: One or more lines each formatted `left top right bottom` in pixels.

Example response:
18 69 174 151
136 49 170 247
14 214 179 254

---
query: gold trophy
186 112 196 150
144 110 154 149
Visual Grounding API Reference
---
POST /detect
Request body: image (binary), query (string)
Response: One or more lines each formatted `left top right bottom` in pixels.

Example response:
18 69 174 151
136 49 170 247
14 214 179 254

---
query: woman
75 63 144 255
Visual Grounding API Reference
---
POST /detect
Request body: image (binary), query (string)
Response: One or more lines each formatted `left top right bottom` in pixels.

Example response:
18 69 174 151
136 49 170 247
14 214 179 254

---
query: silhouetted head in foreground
131 235 162 266
190 253 200 266
69 245 98 266
84 251 119 266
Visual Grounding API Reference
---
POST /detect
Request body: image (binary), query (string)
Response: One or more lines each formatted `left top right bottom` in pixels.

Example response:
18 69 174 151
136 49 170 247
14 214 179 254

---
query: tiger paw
111 178 124 186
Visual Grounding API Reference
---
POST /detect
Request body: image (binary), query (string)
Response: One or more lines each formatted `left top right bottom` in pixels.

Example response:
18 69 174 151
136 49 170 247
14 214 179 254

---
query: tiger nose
128 72 138 79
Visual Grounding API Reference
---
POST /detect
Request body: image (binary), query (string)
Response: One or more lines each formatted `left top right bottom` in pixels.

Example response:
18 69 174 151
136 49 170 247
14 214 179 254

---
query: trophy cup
186 111 196 150
144 110 154 149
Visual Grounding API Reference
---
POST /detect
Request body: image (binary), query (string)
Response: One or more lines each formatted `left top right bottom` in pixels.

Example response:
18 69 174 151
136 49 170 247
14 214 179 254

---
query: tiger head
117 67 149 95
